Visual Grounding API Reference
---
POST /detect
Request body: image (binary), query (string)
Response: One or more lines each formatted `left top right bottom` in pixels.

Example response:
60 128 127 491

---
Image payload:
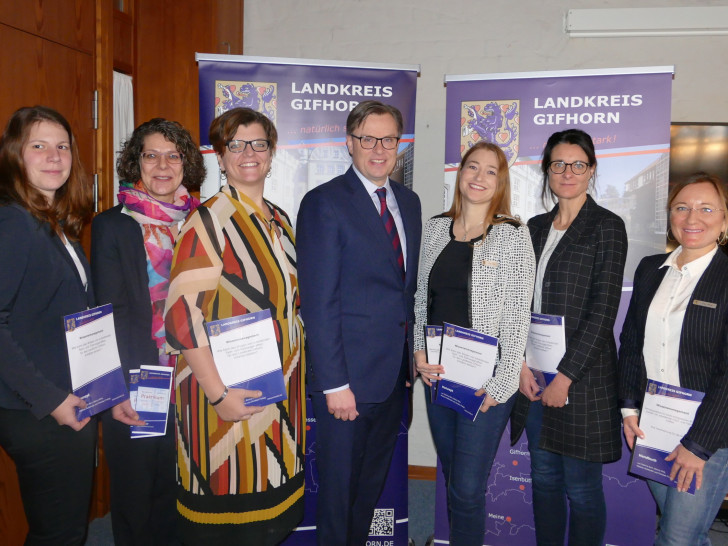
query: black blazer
0 203 94 418
511 194 628 462
90 205 159 382
618 250 728 456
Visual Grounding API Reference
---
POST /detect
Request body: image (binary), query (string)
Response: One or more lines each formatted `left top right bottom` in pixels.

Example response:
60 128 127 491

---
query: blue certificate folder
130 366 173 438
205 309 287 407
434 323 497 421
526 313 566 393
629 380 705 494
64 304 128 420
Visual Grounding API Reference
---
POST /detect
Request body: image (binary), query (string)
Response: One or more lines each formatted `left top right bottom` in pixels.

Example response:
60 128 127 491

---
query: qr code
369 508 394 536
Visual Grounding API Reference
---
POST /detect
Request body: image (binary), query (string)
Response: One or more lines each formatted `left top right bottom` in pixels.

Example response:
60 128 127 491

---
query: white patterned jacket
413 214 535 402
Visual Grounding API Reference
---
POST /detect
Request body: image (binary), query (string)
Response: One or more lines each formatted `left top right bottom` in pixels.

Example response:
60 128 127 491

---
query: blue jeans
649 447 728 546
425 387 515 546
525 402 606 546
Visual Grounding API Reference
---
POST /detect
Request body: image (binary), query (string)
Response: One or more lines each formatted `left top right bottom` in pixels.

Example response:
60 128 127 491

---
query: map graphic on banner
439 67 673 545
197 54 419 227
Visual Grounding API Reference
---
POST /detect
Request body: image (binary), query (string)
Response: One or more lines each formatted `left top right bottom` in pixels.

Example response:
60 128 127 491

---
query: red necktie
375 187 405 279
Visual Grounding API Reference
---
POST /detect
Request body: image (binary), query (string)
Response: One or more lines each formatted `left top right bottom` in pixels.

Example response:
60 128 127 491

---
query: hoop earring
719 231 728 246
666 228 676 242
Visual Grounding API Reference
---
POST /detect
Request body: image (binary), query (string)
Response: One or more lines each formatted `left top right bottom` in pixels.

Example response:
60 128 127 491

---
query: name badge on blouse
693 299 717 309
482 260 499 267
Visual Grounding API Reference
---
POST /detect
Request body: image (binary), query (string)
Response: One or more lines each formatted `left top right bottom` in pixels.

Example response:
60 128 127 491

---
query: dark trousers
525 402 606 546
102 407 177 546
311 364 407 546
0 408 96 545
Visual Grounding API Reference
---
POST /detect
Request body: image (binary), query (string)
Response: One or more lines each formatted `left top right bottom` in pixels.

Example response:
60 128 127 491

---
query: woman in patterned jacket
413 141 535 545
511 129 628 546
164 107 305 545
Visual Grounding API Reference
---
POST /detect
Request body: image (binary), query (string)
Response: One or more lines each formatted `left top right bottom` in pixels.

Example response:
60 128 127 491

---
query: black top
428 223 480 330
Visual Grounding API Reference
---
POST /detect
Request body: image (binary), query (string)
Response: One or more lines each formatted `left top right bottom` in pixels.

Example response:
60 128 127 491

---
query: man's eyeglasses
350 135 400 150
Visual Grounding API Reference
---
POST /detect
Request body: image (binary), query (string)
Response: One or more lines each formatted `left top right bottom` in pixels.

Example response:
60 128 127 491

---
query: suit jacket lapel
51 232 90 300
390 181 417 284
343 168 404 281
681 251 727 338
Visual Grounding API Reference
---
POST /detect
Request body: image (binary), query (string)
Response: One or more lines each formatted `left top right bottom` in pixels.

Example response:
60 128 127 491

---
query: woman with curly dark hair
0 105 95 544
91 118 204 545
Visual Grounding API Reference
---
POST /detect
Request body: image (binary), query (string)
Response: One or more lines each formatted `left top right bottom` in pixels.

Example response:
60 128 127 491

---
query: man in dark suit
297 100 421 545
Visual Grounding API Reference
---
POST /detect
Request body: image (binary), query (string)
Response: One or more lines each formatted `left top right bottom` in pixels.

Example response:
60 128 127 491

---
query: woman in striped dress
164 107 305 544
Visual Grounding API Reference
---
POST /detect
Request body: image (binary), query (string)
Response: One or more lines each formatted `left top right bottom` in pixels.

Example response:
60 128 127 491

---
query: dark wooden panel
0 0 94 54
112 9 133 74
135 0 219 141
0 23 95 178
216 0 243 55
0 448 28 546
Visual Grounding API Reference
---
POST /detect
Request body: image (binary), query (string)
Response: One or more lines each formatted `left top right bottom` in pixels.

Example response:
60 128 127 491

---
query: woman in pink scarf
90 118 204 545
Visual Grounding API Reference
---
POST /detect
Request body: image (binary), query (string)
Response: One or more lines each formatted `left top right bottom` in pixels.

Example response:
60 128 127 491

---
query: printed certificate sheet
434 323 497 420
206 309 286 406
64 304 128 420
525 313 566 392
630 379 704 494
425 325 443 402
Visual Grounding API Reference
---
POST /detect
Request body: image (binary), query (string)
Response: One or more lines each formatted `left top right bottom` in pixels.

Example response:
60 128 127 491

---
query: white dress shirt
352 164 408 268
533 225 565 314
621 245 718 419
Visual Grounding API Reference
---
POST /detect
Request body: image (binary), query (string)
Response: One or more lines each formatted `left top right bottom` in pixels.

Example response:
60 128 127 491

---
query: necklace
460 216 484 241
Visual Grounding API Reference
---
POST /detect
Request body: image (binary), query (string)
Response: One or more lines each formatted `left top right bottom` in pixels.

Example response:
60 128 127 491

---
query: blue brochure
130 366 174 438
629 379 705 494
64 304 128 420
525 313 566 393
434 323 498 421
206 309 287 406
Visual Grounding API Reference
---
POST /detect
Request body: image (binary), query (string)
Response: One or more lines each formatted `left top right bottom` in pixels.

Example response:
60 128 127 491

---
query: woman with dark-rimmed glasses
164 107 305 544
510 128 628 546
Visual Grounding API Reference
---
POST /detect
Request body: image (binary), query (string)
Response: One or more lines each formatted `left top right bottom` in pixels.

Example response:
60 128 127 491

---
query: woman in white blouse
619 173 728 545
413 141 535 545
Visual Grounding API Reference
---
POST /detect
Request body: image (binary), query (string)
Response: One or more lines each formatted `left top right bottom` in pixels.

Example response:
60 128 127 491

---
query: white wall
243 0 728 467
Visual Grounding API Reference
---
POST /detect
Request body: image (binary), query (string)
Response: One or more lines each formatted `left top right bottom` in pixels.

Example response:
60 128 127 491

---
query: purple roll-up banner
433 67 674 545
196 54 419 229
196 56 418 545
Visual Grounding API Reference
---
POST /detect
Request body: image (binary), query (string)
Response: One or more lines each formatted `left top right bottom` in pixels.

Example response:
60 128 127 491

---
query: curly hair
0 105 92 239
116 118 205 192
208 108 278 157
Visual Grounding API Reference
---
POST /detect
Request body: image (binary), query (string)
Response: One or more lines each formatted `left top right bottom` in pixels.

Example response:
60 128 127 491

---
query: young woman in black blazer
0 106 95 544
511 129 627 546
619 173 728 545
